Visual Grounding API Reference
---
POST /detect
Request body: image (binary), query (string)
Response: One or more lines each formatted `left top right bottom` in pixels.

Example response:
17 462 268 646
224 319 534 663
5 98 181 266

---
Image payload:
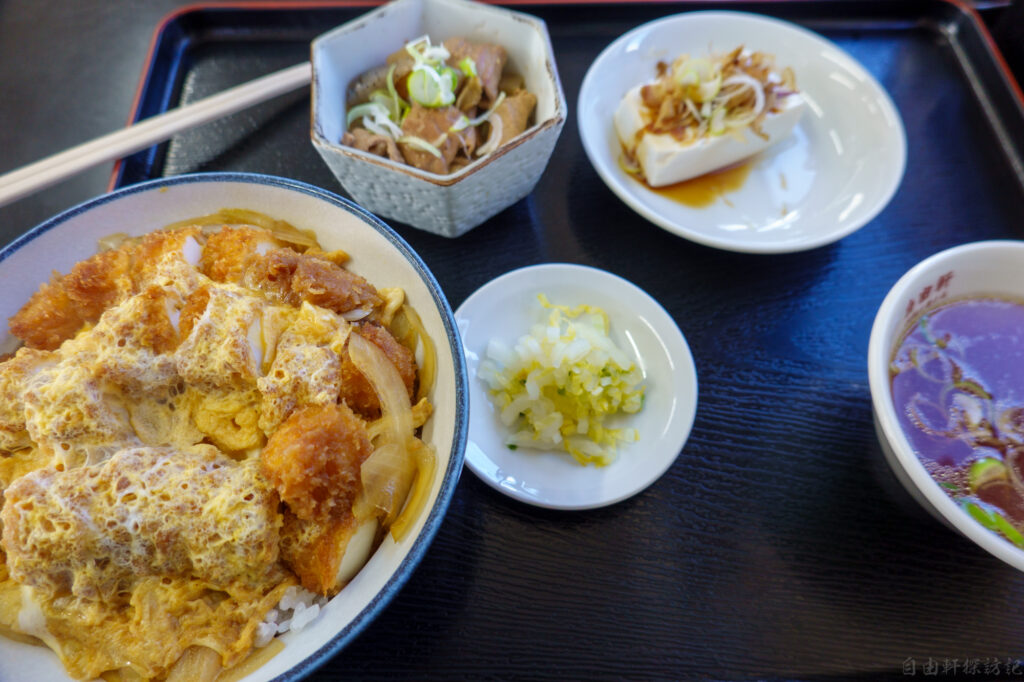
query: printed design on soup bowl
868 240 1024 572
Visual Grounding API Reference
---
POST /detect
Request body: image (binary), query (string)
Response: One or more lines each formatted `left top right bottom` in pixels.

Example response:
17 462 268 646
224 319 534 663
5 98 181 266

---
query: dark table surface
3 1 1024 680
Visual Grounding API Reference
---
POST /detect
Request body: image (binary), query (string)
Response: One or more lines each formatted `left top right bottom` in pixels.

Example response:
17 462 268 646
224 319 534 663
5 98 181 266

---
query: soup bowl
868 240 1024 572
0 172 468 681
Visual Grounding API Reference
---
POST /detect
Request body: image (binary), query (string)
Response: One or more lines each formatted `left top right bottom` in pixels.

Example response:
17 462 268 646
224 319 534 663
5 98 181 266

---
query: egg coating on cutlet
1 445 281 600
257 302 350 433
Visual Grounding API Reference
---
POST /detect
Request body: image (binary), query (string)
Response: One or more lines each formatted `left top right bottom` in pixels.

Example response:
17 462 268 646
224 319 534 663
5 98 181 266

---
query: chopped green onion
405 35 430 64
458 57 477 78
364 115 402 140
475 115 503 157
369 90 400 121
404 35 450 68
408 65 454 108
440 66 459 92
964 501 1024 548
969 458 1008 494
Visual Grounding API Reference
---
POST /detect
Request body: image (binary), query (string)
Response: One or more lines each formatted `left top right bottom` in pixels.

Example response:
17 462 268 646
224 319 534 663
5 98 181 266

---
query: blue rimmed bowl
0 172 468 682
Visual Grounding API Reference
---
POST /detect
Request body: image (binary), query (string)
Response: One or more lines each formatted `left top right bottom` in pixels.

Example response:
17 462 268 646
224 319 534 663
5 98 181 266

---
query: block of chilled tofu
614 86 805 187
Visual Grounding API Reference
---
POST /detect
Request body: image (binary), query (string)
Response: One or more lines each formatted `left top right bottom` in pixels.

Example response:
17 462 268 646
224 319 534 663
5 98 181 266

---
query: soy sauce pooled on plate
890 297 1024 547
645 159 754 208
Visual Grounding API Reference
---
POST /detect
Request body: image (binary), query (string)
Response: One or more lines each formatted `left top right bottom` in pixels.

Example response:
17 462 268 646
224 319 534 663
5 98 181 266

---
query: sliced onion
683 97 702 122
709 107 727 135
388 438 436 541
397 135 443 159
393 304 436 403
349 332 413 441
466 91 506 127
340 307 373 322
347 102 389 128
617 153 641 176
359 442 415 525
718 74 766 116
350 332 427 533
475 116 503 158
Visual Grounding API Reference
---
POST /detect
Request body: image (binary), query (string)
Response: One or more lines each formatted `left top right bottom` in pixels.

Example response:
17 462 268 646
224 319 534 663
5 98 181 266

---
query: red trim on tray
946 0 1024 107
107 0 1024 192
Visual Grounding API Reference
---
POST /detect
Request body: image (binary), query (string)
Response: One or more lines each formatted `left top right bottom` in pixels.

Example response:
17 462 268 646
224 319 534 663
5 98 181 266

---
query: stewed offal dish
0 210 437 681
891 297 1024 548
343 35 537 175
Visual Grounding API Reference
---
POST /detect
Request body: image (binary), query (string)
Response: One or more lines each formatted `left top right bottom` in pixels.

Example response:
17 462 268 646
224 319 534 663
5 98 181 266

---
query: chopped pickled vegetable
477 294 645 466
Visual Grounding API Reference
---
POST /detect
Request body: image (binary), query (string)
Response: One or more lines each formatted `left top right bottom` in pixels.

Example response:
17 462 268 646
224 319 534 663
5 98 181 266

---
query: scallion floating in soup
890 297 1024 548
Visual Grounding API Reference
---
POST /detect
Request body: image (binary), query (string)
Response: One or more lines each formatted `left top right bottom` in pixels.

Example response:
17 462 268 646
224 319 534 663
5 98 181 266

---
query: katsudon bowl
0 173 468 682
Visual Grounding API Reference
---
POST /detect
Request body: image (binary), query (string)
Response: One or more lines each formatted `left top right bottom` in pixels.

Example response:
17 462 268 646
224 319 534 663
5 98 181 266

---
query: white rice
254 585 328 648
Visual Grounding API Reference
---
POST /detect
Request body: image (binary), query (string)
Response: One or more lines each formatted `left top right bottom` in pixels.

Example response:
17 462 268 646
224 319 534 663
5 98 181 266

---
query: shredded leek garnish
477 294 645 466
636 46 795 145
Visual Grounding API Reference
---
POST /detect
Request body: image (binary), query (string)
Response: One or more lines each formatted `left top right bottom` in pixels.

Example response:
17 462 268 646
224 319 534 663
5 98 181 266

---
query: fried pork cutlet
200 225 285 284
339 321 417 420
260 403 372 523
8 228 198 351
8 247 132 351
246 248 382 316
279 510 361 596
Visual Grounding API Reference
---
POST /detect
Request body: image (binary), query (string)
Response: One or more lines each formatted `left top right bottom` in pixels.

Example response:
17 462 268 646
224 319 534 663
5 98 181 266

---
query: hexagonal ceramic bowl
310 0 567 238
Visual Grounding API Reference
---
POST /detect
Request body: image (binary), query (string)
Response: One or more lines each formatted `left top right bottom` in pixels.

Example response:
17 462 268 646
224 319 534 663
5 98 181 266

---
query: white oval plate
578 11 907 254
455 264 697 509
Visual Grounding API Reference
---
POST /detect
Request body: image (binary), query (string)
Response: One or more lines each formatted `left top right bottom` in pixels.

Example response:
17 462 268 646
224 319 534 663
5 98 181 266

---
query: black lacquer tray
114 2 1024 679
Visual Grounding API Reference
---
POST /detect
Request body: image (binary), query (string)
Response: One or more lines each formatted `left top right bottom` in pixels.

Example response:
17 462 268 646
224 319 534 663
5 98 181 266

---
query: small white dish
455 264 697 510
577 11 907 254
